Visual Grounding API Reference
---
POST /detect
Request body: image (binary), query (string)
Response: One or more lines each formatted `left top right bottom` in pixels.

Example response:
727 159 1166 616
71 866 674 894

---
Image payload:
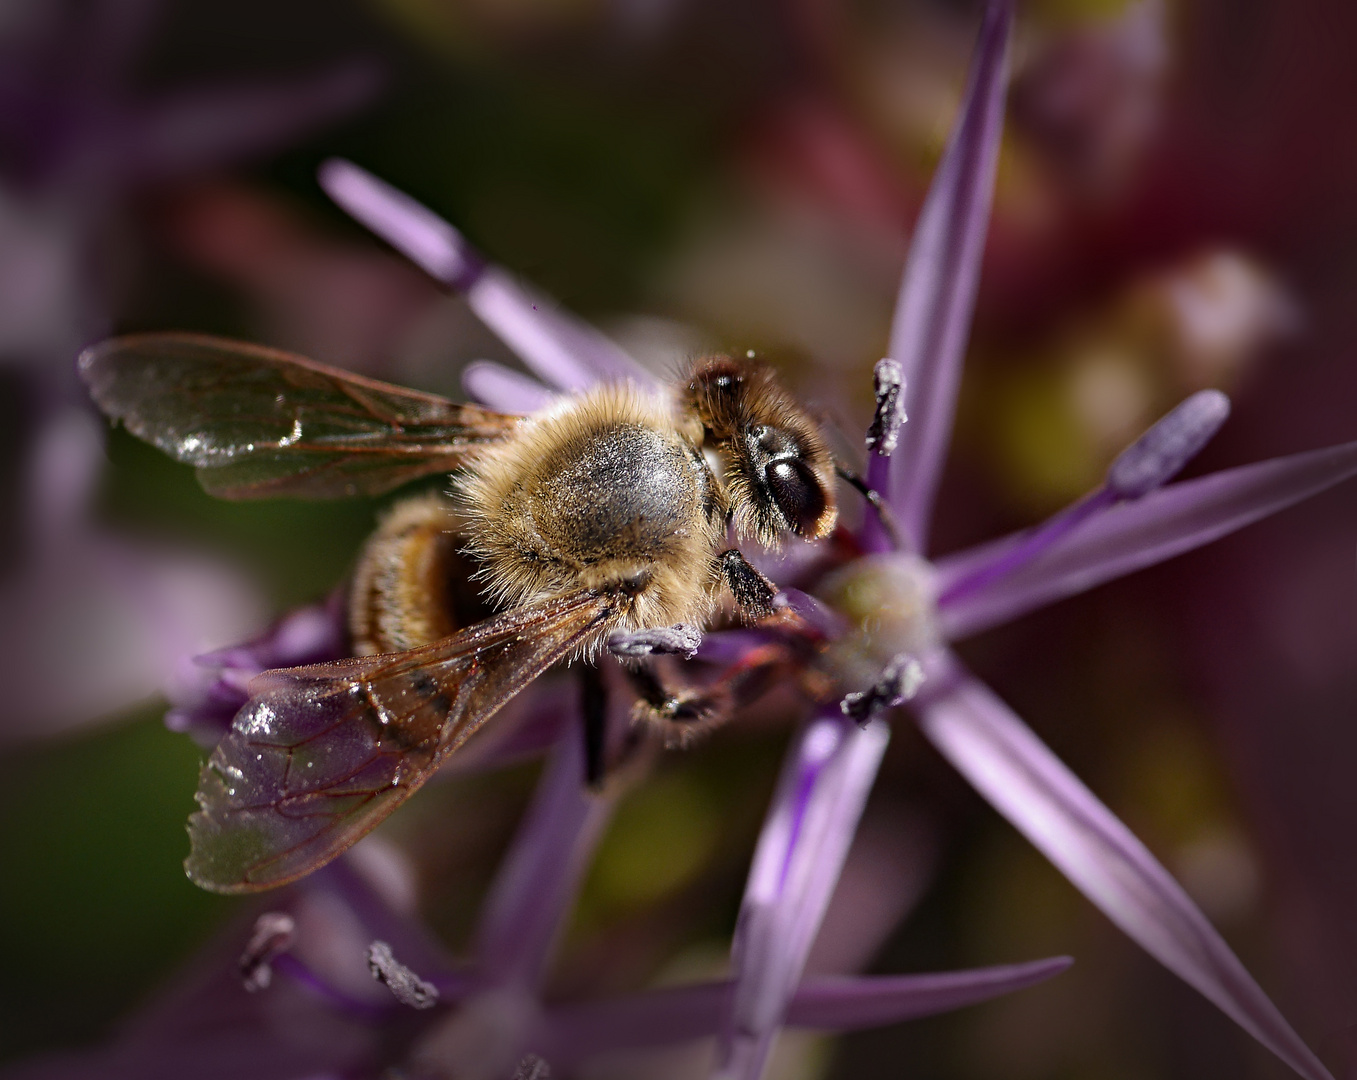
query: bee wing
79 333 522 499
186 589 614 893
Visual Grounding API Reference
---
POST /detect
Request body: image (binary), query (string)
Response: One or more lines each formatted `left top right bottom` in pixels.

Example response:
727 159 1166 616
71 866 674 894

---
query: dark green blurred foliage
0 712 231 1060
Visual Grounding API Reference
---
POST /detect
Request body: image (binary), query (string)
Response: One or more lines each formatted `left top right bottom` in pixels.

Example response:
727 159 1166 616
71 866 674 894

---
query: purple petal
879 0 1014 554
783 958 1072 1029
539 959 1068 1066
935 488 1116 612
937 389 1231 610
164 593 347 746
318 159 653 391
314 857 464 995
461 359 556 413
1105 389 1231 498
472 724 616 989
916 667 1334 1080
539 981 732 1065
936 438 1357 640
716 714 890 1080
118 63 381 183
318 159 485 289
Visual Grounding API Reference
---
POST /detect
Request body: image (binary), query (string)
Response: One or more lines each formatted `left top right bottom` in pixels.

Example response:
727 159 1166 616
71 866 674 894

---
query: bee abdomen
349 493 491 656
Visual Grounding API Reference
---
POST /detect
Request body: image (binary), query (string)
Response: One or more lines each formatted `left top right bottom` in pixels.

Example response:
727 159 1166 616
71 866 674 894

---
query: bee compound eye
765 458 827 535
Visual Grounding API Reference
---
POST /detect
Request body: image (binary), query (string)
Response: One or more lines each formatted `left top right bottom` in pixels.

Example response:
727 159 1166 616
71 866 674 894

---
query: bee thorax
527 423 696 560
461 387 724 630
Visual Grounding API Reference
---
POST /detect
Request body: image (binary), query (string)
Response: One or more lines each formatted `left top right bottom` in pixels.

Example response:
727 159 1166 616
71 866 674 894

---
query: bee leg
624 662 726 734
625 640 795 746
719 549 777 622
579 663 608 788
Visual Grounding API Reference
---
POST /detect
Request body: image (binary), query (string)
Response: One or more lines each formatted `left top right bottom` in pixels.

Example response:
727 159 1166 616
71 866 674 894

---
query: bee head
686 357 839 545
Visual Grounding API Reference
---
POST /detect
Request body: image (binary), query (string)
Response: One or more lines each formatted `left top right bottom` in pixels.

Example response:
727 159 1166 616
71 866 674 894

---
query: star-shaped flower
33 3 1357 1077
316 4 1352 1076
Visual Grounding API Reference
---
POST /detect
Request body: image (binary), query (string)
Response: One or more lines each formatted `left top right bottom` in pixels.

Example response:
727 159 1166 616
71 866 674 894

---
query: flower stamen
238 911 295 993
368 940 441 1011
938 389 1231 608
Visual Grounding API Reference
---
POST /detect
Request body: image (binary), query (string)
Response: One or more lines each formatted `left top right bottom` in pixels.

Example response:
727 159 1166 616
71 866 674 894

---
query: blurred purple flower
0 0 379 375
0 0 381 738
0 404 266 742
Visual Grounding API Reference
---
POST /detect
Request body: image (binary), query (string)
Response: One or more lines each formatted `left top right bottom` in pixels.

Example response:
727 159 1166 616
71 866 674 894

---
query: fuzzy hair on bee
682 357 839 544
457 381 730 653
77 331 845 890
349 492 492 657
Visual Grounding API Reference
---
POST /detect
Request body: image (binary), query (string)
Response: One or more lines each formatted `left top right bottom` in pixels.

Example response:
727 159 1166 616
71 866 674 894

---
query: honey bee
79 334 839 893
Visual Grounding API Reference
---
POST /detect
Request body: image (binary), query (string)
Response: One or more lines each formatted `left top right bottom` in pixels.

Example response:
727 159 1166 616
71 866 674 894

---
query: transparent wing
186 590 614 892
79 333 521 499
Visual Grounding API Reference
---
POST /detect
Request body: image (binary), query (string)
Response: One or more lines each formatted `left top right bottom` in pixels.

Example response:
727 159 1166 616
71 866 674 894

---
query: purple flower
321 3 1353 1077
0 0 378 375
0 405 267 743
0 0 382 740
28 2 1357 1077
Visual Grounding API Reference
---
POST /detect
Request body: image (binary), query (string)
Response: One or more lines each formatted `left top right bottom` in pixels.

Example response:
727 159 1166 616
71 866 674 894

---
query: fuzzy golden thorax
458 384 728 637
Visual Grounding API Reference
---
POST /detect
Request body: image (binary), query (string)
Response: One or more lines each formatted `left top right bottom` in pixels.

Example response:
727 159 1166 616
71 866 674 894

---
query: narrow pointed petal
936 439 1357 639
314 857 460 989
916 669 1333 1080
121 63 381 182
461 360 556 413
937 389 1231 610
318 158 483 288
884 0 1014 553
473 726 616 989
784 957 1072 1029
318 159 653 390
540 981 731 1065
540 959 1069 1066
715 715 890 1080
1105 389 1231 498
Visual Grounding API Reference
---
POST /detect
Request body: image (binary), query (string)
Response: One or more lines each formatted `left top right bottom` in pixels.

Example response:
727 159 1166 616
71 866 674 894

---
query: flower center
817 553 940 699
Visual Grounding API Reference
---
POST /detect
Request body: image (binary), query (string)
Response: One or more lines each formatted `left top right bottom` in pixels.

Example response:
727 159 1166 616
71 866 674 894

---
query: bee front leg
718 549 777 622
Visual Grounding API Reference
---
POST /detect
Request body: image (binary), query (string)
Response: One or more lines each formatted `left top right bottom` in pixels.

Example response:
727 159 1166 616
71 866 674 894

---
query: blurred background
2 0 1356 1076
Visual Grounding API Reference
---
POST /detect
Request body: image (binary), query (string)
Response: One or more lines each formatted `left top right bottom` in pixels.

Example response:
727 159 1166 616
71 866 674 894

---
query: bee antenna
834 463 902 548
